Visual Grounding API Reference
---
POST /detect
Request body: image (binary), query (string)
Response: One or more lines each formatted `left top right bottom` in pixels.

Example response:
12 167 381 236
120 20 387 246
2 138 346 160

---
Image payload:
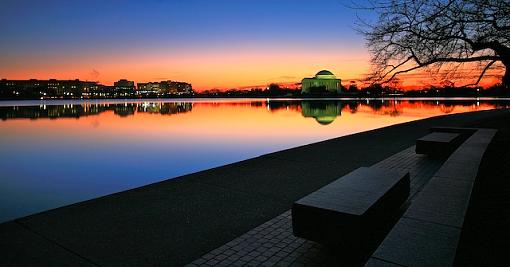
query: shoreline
1 109 509 266
1 96 510 108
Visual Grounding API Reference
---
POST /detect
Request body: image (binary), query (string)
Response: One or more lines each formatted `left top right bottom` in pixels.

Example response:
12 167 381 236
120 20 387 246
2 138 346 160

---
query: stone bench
429 126 477 135
292 167 410 249
366 128 497 266
416 132 462 156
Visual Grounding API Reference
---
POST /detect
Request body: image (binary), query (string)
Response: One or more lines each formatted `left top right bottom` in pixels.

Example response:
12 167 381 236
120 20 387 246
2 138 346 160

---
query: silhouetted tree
363 83 384 96
360 0 510 88
388 77 402 90
268 83 281 93
348 81 359 92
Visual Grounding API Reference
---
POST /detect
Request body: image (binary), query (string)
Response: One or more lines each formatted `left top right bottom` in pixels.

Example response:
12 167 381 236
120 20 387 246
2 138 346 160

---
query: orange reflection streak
0 100 503 148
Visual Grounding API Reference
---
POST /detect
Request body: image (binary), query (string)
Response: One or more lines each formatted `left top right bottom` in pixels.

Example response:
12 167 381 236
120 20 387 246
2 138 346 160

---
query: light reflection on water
0 98 508 222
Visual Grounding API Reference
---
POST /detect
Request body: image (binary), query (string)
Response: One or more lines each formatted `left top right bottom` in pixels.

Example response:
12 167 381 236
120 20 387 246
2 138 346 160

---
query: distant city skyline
0 0 374 90
0 0 502 90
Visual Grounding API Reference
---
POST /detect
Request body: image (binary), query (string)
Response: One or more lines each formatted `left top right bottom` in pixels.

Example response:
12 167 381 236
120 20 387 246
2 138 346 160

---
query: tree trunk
503 65 510 89
499 47 510 89
492 43 510 89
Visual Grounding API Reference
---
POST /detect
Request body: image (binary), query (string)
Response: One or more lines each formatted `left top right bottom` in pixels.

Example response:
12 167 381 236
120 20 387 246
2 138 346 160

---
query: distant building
136 80 193 96
1 78 193 99
0 79 101 98
161 80 193 95
301 70 341 94
81 81 103 97
114 79 135 96
137 82 161 94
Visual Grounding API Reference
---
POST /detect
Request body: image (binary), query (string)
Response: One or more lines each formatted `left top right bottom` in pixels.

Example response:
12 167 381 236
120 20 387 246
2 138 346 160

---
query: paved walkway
187 146 444 266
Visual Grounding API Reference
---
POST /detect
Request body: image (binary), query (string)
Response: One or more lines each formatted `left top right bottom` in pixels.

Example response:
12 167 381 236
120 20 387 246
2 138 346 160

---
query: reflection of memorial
301 101 342 125
0 102 192 120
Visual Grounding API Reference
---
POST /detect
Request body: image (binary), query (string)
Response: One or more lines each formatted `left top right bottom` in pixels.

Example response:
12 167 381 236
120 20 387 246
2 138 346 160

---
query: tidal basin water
0 98 508 223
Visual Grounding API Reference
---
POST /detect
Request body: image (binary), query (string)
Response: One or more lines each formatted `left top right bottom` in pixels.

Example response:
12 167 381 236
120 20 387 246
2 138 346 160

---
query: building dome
315 70 337 79
315 116 336 125
316 70 334 76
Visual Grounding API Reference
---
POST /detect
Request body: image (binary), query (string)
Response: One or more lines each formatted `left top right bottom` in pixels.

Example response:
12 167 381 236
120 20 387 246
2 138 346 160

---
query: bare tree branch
472 60 497 86
359 0 510 87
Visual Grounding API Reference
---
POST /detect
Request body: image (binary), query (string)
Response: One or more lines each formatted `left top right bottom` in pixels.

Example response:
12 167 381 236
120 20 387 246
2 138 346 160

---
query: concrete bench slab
404 176 474 228
371 218 460 267
416 132 461 156
292 167 410 248
435 158 481 181
430 126 477 135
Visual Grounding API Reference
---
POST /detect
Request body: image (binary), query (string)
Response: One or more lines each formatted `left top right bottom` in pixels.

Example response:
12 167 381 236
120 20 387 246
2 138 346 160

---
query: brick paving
372 146 444 199
187 145 444 266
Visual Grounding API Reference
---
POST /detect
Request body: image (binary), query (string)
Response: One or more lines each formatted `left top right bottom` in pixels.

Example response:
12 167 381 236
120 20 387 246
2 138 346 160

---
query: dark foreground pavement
1 109 509 266
455 111 510 266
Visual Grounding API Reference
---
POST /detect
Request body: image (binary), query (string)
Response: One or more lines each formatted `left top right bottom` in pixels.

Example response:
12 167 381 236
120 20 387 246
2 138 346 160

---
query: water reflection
0 98 508 223
137 102 192 115
0 102 193 120
3 99 505 124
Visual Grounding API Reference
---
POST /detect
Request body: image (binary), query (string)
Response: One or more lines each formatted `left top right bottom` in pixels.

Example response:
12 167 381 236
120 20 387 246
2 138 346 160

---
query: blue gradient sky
0 0 375 89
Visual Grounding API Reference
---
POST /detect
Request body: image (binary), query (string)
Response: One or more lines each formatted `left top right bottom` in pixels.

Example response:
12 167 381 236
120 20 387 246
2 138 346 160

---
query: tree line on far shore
2 82 509 100
197 82 510 98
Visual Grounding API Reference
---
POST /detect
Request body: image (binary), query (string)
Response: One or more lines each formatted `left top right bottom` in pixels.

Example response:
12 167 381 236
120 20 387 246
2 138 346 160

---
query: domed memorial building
301 70 342 94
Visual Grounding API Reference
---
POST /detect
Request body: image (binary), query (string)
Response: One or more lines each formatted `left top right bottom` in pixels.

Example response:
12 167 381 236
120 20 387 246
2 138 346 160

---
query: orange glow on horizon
0 46 504 91
0 45 370 90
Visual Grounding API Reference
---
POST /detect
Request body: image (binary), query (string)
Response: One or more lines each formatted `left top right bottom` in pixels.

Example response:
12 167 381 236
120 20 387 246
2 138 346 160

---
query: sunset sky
0 0 502 90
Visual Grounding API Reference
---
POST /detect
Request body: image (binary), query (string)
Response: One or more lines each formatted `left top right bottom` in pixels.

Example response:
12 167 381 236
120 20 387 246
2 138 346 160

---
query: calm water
0 98 508 222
